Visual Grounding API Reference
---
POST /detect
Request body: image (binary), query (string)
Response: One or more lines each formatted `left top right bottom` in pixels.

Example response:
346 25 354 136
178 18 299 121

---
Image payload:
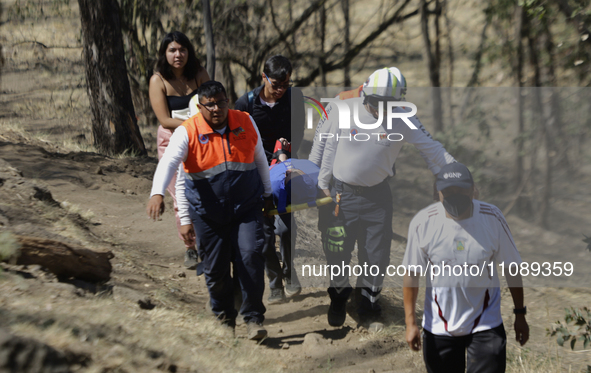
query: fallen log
12 236 114 282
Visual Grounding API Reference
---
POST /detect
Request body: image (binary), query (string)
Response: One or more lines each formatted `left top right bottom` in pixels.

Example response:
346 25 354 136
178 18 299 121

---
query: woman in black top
149 31 209 269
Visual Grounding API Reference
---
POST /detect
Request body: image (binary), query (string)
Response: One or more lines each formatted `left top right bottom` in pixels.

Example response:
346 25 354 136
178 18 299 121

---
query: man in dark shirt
235 55 305 303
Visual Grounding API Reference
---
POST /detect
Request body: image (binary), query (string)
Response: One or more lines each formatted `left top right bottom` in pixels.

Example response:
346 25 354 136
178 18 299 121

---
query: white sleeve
418 148 444 175
150 126 189 197
175 165 191 226
308 102 334 167
317 120 339 190
490 206 522 265
402 212 429 273
399 115 456 175
251 116 272 197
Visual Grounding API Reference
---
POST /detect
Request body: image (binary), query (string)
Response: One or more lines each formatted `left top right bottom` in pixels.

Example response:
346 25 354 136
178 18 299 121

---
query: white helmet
362 67 407 101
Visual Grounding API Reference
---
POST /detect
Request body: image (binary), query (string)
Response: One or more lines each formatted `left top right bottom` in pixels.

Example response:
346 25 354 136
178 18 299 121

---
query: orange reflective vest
182 110 263 223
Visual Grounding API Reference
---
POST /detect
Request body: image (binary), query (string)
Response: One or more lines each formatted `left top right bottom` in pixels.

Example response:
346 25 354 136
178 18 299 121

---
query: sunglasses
265 74 293 90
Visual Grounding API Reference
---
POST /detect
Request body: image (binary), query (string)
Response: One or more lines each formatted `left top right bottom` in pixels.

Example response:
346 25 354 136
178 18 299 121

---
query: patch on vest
232 127 245 136
199 134 209 144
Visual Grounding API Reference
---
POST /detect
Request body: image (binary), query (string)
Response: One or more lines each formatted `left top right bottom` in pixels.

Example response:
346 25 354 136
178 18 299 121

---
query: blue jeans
193 208 266 323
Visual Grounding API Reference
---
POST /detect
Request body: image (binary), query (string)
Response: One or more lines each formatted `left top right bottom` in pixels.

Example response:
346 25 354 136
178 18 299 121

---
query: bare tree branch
11 41 82 49
296 0 415 86
268 0 297 56
255 0 329 68
466 19 489 88
202 0 216 79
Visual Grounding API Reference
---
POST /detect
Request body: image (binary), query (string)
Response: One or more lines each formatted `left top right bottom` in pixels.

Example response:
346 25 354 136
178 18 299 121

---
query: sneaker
284 277 301 298
246 321 267 340
357 296 383 328
327 297 348 327
184 248 199 270
357 295 382 317
267 288 286 304
367 321 385 333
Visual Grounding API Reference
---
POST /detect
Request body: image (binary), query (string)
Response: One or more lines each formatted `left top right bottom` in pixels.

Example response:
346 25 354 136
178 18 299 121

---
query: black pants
423 324 507 373
274 213 298 283
262 215 283 289
263 213 298 289
320 179 393 313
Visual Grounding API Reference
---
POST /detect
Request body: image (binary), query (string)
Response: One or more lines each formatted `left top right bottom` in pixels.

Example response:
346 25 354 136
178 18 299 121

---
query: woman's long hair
155 31 201 81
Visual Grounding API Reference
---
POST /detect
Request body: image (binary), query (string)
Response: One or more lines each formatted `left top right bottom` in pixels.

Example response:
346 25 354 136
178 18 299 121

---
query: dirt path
2 0 590 369
0 137 589 372
0 138 425 372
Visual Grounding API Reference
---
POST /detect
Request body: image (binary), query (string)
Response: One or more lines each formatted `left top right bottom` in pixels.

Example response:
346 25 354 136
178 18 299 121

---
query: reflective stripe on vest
185 161 257 180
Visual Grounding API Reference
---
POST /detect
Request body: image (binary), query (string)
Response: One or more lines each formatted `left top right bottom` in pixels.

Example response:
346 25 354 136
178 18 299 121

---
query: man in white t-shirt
402 162 529 373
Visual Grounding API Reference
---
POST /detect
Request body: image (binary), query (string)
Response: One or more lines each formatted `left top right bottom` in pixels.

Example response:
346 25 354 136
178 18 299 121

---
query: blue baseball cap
436 163 474 191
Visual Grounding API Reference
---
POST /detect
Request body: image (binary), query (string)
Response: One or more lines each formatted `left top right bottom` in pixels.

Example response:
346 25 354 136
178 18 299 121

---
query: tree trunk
342 0 351 87
513 5 525 187
288 0 297 52
528 24 552 228
0 3 3 89
459 18 489 121
222 60 238 104
319 3 327 86
537 92 552 229
541 21 568 171
202 0 216 80
78 0 146 156
466 18 489 88
443 0 454 127
434 0 441 74
181 0 194 34
420 0 443 132
443 0 452 88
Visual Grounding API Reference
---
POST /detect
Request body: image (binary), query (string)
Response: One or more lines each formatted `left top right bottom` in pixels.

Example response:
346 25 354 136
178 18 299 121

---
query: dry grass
0 231 20 261
0 117 99 155
0 277 284 373
506 343 568 373
59 201 95 221
2 0 93 154
0 118 30 139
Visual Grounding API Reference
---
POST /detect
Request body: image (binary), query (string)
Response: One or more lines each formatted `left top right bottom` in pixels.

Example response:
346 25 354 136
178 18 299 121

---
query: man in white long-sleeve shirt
308 67 443 176
146 81 272 340
313 68 457 328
